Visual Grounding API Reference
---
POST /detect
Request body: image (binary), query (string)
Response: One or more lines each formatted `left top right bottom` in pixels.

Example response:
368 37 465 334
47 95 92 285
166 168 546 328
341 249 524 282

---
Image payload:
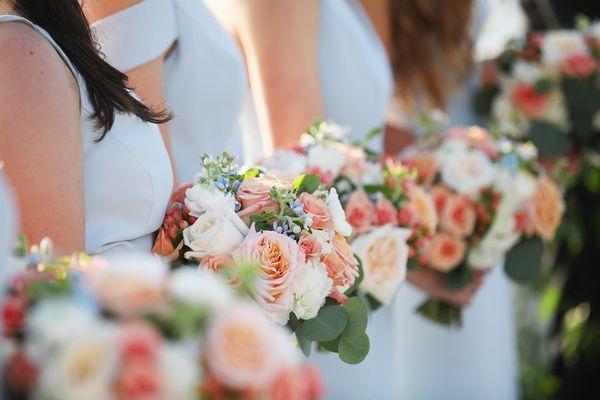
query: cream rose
307 143 347 177
183 211 245 261
439 145 495 196
541 30 588 68
353 225 411 305
261 150 308 181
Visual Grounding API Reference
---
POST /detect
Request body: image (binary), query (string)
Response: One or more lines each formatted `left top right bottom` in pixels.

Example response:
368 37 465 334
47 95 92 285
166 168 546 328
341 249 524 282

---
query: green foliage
243 167 262 180
505 236 543 284
527 121 571 158
562 78 600 145
472 85 499 117
292 173 321 195
300 305 348 342
442 265 473 291
417 298 463 327
338 332 370 364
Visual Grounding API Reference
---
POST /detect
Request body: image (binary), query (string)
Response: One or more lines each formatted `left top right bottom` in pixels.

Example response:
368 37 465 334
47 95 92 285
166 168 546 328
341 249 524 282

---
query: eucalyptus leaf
338 332 370 364
504 236 543 283
300 305 348 342
443 265 473 291
318 337 340 353
527 121 570 158
295 327 312 357
341 297 368 338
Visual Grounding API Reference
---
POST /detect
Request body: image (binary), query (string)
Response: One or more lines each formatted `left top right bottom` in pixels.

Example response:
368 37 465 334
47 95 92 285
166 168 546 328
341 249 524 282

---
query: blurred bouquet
153 152 371 364
1 239 324 400
473 24 600 159
396 126 565 325
261 122 429 311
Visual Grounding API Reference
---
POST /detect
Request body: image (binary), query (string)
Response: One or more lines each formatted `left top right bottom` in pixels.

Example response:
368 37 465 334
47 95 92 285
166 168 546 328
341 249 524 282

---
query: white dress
309 1 395 399
389 2 518 398
0 15 173 256
92 0 249 183
0 172 16 285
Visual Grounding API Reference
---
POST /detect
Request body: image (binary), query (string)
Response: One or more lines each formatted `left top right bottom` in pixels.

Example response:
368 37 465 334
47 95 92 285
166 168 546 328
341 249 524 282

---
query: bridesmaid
87 0 249 183
0 0 173 255
361 1 519 399
207 1 395 398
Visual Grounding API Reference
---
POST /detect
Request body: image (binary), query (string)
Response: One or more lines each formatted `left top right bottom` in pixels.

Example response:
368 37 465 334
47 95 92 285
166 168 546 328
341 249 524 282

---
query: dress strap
91 0 178 72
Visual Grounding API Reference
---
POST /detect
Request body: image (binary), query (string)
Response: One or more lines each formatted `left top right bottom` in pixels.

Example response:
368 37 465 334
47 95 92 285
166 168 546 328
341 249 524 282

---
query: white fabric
0 15 173 256
0 172 16 285
306 2 394 399
93 0 249 183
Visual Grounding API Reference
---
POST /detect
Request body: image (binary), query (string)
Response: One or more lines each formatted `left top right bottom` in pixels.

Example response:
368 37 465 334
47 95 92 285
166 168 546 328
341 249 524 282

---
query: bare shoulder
83 0 141 22
0 21 79 116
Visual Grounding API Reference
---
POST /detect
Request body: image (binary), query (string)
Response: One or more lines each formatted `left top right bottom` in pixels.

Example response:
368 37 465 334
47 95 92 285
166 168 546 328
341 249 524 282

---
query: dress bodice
0 15 173 255
318 0 393 149
92 0 249 183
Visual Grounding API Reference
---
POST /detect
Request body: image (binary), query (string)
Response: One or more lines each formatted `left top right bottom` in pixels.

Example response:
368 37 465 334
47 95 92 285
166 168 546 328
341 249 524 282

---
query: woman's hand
407 268 486 307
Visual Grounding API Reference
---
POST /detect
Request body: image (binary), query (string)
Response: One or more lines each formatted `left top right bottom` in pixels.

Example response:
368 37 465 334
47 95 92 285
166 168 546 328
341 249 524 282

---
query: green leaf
534 78 554 94
341 297 368 338
338 332 370 364
527 121 570 158
318 337 340 353
407 258 420 271
292 174 321 195
504 236 543 283
365 128 382 141
471 85 499 117
295 327 312 357
442 265 473 291
300 305 348 342
243 167 262 180
416 298 463 327
562 78 600 145
364 293 383 312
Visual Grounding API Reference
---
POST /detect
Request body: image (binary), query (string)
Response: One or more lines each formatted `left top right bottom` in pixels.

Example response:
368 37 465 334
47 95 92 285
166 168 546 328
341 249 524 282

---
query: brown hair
11 0 171 141
389 0 475 110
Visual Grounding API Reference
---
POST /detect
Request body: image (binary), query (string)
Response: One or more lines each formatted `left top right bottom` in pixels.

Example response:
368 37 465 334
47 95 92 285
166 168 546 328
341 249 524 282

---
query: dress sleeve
91 0 178 72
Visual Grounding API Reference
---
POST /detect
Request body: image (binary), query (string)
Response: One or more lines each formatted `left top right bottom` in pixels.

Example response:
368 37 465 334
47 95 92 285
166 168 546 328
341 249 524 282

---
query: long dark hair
11 0 171 140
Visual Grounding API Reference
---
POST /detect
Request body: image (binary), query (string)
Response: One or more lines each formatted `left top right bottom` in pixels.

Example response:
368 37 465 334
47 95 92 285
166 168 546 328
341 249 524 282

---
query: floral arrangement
260 122 434 309
1 239 324 400
473 24 600 159
153 152 371 364
396 126 565 325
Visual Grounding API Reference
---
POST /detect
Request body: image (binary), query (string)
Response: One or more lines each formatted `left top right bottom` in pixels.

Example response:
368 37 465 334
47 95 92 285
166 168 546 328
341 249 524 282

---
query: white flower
512 60 547 83
541 30 588 68
32 323 117 400
353 225 411 305
291 261 333 320
361 162 384 185
168 268 234 310
183 211 245 261
326 188 353 237
261 150 308 181
160 342 201 400
440 147 496 196
515 142 538 160
312 229 333 255
26 299 100 360
307 143 347 176
492 93 528 138
186 183 237 217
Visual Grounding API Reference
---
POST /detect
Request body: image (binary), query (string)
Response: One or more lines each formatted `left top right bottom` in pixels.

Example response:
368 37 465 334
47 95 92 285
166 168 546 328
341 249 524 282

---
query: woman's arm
0 23 84 253
218 0 322 153
85 0 179 188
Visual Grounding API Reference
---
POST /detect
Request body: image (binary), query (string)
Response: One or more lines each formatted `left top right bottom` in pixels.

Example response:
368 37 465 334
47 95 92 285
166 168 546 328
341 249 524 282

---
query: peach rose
323 234 359 303
560 53 597 78
305 165 334 187
374 196 397 226
439 195 476 237
298 231 323 262
530 177 564 241
299 192 333 231
426 233 467 272
340 146 368 181
270 364 325 400
205 302 294 391
447 126 498 157
236 177 284 224
430 185 452 215
116 362 163 400
232 228 304 324
402 152 439 185
344 190 375 232
118 322 162 364
397 202 419 227
511 83 550 118
408 186 438 232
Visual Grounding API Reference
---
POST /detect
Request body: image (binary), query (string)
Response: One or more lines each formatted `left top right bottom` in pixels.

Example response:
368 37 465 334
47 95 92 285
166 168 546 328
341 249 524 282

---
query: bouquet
153 152 371 364
473 24 600 159
260 122 432 309
397 126 565 325
1 239 324 400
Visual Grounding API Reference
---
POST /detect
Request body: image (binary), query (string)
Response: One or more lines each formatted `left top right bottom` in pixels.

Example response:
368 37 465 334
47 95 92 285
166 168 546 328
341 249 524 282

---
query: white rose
492 93 528 138
440 147 496 196
541 30 588 68
291 261 333 320
353 225 411 305
540 92 570 129
361 161 384 185
168 268 234 310
326 188 353 237
160 342 201 399
307 143 347 177
183 211 245 261
512 60 547 83
261 150 308 181
186 183 236 217
32 322 117 400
